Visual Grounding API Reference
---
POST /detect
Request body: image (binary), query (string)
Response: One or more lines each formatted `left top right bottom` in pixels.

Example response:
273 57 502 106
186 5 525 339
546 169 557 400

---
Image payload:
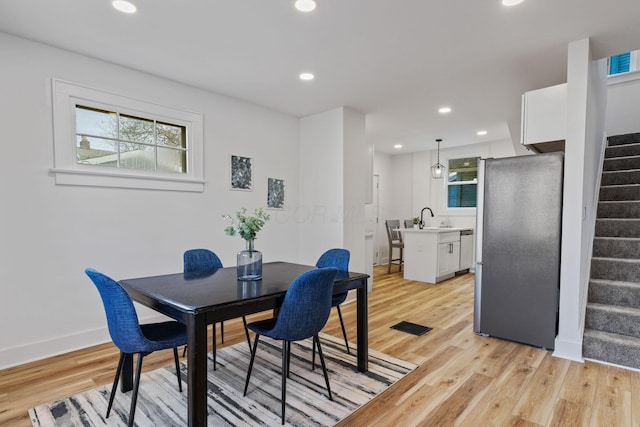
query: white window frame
51 79 204 192
440 149 483 216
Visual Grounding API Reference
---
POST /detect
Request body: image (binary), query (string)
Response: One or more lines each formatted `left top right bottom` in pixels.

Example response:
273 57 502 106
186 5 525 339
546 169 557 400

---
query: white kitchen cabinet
438 240 460 278
521 83 566 152
403 229 461 283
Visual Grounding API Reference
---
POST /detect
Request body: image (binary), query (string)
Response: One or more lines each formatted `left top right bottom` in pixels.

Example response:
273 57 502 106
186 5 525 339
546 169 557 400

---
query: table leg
356 277 369 372
120 353 134 392
187 314 208 427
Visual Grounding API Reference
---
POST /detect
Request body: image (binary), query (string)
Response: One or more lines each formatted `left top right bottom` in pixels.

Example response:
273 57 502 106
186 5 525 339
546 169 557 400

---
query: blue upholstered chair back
316 248 350 306
183 249 223 273
268 267 338 342
316 248 349 271
85 268 155 354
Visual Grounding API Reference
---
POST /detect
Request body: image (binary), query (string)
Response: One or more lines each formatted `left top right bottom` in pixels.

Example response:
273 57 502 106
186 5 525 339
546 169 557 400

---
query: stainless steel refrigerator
473 152 563 350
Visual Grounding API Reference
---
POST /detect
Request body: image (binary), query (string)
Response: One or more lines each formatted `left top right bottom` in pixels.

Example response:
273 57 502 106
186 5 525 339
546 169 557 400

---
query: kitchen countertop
403 227 464 233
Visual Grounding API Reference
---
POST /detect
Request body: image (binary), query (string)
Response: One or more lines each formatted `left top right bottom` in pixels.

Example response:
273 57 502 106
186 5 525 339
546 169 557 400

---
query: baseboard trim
553 337 584 362
0 314 168 370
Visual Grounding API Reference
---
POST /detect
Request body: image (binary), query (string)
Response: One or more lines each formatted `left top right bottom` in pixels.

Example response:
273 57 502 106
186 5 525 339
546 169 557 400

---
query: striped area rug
29 334 416 426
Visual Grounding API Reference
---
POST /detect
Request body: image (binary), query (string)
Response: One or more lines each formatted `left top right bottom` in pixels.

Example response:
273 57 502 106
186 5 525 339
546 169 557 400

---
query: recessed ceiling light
394 144 403 149
477 130 488 136
299 72 315 81
112 0 137 13
502 0 524 6
438 107 452 114
295 0 317 12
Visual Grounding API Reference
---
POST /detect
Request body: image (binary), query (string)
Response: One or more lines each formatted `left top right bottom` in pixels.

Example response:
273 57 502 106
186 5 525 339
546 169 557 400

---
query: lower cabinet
437 240 460 278
404 229 461 283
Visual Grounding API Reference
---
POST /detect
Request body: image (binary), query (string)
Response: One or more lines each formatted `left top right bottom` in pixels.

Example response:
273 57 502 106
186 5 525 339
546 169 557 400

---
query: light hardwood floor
2 266 639 426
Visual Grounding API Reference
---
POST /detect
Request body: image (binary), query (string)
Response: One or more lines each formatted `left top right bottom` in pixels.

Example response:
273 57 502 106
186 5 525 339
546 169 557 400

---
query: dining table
119 261 370 427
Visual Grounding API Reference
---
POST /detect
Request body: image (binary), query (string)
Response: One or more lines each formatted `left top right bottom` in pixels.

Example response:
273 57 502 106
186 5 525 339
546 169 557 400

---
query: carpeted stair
583 133 640 370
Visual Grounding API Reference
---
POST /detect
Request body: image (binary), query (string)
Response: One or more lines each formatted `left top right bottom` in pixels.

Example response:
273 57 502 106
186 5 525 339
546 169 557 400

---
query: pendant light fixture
431 138 445 179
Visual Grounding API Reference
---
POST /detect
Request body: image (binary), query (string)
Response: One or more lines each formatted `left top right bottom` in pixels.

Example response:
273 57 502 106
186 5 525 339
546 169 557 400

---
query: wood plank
590 364 632 427
511 353 571 425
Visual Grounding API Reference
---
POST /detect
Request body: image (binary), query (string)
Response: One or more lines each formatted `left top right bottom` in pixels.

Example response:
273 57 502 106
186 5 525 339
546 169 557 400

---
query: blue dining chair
316 248 351 354
85 268 186 427
243 267 338 425
183 249 251 370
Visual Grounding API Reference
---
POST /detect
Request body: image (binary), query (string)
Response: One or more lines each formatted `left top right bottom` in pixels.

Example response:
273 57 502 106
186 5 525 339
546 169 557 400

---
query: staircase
583 132 640 369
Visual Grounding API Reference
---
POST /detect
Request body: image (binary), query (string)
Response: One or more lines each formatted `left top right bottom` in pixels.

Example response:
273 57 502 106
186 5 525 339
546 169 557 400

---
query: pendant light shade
431 138 446 179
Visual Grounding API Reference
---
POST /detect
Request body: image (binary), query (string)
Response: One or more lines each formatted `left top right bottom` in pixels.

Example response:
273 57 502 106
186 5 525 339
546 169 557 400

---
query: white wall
554 38 608 361
0 33 302 368
373 152 392 264
606 72 640 136
298 107 367 274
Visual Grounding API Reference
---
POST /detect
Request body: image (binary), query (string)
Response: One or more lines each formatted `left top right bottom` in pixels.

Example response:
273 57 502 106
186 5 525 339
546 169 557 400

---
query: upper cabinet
521 83 567 153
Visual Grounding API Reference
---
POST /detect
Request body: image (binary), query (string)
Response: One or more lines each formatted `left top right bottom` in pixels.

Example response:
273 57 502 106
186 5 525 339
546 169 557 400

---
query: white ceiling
2 0 640 154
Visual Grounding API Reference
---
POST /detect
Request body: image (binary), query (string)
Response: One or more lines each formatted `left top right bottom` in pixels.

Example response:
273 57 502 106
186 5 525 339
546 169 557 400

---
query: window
76 106 187 173
52 79 204 192
447 157 479 208
608 50 640 76
609 52 631 75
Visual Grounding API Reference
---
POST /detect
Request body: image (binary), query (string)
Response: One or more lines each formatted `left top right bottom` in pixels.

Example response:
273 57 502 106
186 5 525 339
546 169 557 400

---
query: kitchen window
51 79 204 192
447 157 479 208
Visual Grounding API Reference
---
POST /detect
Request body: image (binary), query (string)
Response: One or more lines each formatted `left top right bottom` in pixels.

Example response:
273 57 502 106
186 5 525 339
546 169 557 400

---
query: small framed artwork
267 178 285 209
230 155 252 190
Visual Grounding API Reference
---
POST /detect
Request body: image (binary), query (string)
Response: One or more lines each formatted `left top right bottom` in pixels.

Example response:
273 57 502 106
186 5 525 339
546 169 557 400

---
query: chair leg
243 334 261 396
286 341 291 378
220 321 225 344
399 247 404 272
336 305 351 354
182 345 187 357
212 325 217 371
127 353 145 427
173 347 182 393
281 340 288 425
311 337 316 371
242 316 252 351
314 336 333 401
387 247 392 273
106 352 126 418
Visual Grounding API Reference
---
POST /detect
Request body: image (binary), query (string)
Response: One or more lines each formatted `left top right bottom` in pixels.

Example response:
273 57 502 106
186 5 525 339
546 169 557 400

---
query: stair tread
600 183 640 188
594 236 640 241
591 256 640 263
590 278 640 287
587 302 640 314
602 168 640 173
596 218 640 221
584 328 640 346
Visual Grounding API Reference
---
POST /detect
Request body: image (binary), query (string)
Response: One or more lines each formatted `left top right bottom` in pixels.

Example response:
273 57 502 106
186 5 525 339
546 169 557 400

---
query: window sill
608 70 640 86
50 168 204 192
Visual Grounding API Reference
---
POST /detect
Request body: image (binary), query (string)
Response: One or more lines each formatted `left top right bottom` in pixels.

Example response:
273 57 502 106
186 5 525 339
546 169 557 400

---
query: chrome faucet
419 207 434 229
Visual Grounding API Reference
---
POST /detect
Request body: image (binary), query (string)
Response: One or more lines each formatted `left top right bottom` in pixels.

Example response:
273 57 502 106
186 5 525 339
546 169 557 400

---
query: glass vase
237 239 262 281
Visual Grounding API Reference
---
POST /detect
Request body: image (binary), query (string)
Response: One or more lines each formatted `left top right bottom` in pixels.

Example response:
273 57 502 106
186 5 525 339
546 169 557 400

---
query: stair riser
591 258 640 282
585 306 640 336
599 185 640 201
593 238 640 259
609 133 640 146
606 144 640 159
603 157 640 172
597 202 640 218
601 170 640 186
595 220 640 237
583 333 640 370
588 282 640 308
